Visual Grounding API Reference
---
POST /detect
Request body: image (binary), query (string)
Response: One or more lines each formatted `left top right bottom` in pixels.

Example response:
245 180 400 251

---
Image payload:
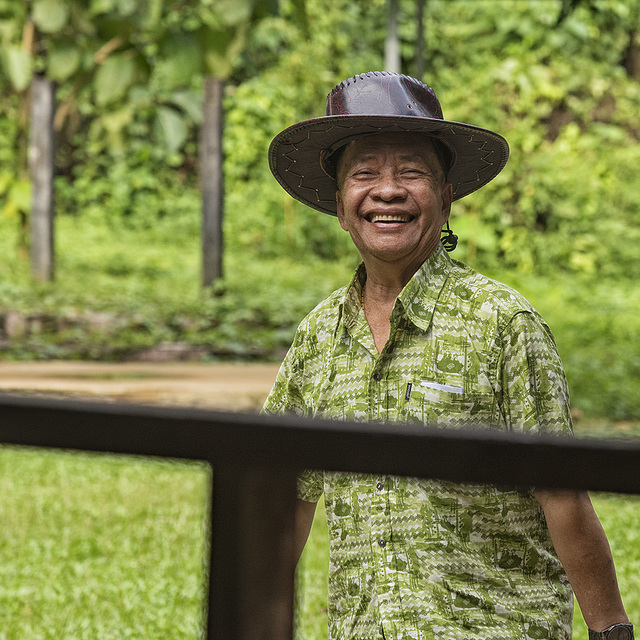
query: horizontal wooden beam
0 393 638 495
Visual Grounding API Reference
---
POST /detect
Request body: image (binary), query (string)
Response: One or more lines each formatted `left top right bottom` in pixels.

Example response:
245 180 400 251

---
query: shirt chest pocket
400 338 496 427
401 380 497 428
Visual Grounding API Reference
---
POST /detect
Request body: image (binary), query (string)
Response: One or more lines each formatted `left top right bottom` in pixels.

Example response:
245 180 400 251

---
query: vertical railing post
207 463 298 640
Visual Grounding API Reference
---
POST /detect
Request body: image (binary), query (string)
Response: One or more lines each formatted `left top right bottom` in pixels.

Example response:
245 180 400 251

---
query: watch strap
589 623 634 640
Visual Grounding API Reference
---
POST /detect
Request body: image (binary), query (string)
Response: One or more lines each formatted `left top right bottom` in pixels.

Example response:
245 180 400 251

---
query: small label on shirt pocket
418 380 464 394
401 379 491 427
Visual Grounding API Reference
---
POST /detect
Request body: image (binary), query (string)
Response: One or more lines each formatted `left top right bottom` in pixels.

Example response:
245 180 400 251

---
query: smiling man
264 72 631 640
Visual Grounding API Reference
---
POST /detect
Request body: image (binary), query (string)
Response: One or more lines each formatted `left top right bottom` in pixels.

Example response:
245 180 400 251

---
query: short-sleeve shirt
263 245 574 640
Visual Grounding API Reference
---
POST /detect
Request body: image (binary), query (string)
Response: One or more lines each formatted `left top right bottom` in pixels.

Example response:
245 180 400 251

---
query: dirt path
0 361 281 412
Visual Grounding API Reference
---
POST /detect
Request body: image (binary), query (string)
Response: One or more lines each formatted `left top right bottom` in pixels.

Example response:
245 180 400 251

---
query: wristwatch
589 623 634 640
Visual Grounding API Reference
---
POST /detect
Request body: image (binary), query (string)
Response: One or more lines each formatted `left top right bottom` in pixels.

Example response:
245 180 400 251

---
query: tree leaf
215 0 254 26
198 24 246 78
288 0 309 34
154 106 188 153
3 46 32 91
168 90 203 125
94 53 135 105
96 105 134 152
251 0 279 21
32 0 70 33
101 105 133 134
152 33 203 91
141 0 163 30
115 0 138 17
9 179 32 214
47 45 82 81
0 171 13 196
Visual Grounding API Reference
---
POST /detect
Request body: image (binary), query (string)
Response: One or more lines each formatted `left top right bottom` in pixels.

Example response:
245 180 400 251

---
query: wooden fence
1 393 639 640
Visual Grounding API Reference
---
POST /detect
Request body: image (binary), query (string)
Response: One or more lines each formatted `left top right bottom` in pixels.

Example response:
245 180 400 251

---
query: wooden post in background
29 74 56 282
385 0 401 73
414 0 427 79
200 76 224 288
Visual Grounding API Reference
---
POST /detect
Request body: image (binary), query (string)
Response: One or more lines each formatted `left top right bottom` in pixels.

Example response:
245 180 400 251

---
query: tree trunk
29 74 56 282
200 76 225 288
385 0 401 73
623 28 640 81
414 0 427 78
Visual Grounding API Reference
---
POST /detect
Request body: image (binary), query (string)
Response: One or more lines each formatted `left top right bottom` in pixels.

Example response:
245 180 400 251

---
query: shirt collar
340 263 367 332
397 244 454 331
340 244 454 333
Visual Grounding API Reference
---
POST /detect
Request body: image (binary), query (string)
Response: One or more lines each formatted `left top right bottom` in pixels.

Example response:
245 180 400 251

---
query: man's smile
368 213 414 224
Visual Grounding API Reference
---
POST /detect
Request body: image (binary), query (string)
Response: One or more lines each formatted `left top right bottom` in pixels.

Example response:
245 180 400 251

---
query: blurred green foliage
0 0 639 420
220 0 640 280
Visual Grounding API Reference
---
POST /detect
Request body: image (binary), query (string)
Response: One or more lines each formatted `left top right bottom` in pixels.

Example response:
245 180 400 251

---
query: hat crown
326 71 444 120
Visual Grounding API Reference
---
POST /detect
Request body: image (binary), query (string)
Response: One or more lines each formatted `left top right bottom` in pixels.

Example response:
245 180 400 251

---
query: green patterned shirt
263 245 574 640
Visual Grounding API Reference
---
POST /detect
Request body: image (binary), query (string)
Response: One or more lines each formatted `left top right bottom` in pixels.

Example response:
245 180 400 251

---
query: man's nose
370 172 407 200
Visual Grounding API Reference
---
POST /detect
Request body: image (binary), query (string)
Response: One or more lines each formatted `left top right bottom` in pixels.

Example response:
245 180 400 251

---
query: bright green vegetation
2 207 639 423
1 2 639 637
295 497 330 640
0 446 211 639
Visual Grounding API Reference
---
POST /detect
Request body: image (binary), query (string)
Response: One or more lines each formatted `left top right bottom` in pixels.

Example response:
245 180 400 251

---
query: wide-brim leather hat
268 71 509 215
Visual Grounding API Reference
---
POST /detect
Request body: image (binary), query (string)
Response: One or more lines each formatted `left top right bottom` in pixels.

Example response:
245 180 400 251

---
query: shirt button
373 373 382 381
376 482 384 491
378 539 386 548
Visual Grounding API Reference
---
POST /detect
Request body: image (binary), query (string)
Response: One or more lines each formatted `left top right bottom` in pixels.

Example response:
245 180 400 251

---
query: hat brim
268 114 509 215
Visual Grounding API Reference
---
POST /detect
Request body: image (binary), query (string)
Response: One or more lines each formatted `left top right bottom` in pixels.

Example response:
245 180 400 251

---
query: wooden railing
1 393 639 640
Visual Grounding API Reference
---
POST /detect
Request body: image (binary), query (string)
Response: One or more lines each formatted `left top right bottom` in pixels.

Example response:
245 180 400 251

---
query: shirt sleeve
261 322 325 503
497 310 573 437
261 322 310 417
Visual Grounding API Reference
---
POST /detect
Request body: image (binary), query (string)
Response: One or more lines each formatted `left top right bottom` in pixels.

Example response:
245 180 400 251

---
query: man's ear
336 191 348 231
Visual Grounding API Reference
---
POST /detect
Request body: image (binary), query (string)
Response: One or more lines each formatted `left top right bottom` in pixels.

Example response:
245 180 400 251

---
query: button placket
371 475 389 561
369 365 387 419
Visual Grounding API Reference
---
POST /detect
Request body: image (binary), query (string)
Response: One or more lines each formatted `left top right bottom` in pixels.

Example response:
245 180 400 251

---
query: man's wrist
589 623 634 640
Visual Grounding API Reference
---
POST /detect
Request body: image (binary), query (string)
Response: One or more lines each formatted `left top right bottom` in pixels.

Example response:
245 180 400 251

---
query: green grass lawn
0 447 210 640
0 437 637 639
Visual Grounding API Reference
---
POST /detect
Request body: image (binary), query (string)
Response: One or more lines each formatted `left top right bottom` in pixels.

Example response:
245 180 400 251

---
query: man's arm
295 499 317 564
534 488 629 632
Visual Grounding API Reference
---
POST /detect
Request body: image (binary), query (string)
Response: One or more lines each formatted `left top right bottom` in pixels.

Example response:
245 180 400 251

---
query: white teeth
371 214 410 223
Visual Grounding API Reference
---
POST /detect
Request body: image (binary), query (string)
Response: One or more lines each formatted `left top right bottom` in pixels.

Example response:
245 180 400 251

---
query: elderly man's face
336 132 452 272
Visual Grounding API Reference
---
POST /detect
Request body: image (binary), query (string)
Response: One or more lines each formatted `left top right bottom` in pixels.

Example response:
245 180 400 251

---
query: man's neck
361 252 429 304
360 257 425 354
